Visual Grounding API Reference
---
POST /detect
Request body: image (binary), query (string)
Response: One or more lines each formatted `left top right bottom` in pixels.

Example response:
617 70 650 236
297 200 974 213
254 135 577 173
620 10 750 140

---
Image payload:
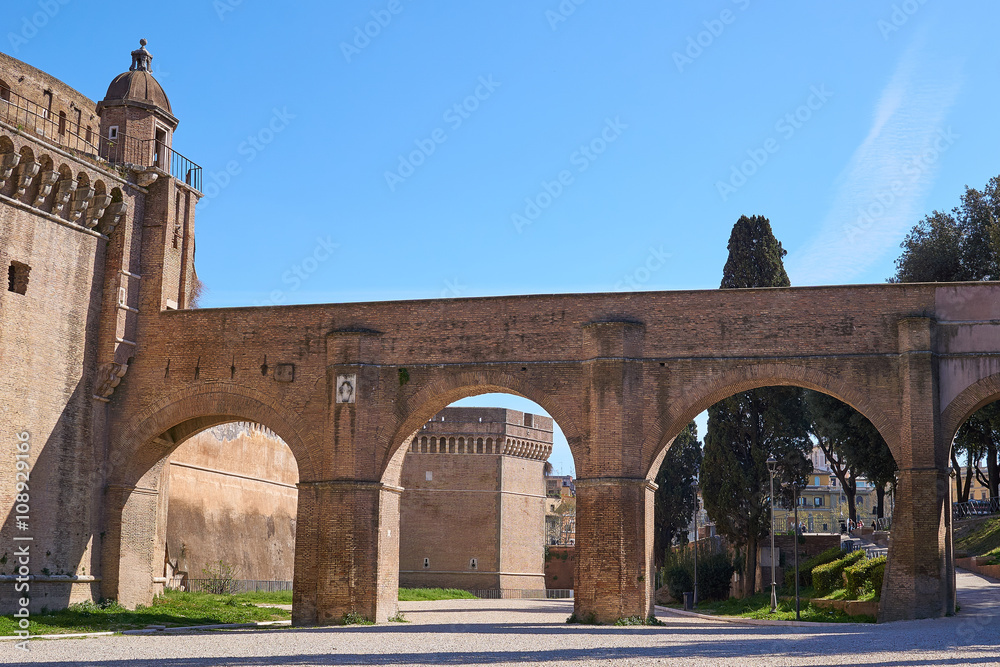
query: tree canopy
653 422 702 568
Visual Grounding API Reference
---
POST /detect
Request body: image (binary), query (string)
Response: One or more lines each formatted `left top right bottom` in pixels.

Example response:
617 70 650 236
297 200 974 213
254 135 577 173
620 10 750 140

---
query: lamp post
767 456 778 613
793 485 801 621
693 481 699 607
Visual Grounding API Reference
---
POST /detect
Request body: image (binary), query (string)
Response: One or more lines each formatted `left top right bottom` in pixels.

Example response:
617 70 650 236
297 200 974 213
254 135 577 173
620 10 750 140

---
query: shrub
844 556 887 600
699 553 736 601
784 546 843 590
664 565 693 602
200 559 240 595
812 550 865 595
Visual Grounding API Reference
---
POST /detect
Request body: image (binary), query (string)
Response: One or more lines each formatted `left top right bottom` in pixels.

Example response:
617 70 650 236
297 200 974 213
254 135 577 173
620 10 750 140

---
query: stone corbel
83 192 112 229
32 170 60 208
136 170 158 187
0 152 20 189
69 185 95 222
15 160 40 196
94 361 129 400
101 201 128 235
52 177 77 214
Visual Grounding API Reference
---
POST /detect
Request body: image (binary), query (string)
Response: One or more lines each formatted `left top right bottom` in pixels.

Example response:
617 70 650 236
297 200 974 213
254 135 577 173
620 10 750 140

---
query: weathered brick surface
3 52 1000 626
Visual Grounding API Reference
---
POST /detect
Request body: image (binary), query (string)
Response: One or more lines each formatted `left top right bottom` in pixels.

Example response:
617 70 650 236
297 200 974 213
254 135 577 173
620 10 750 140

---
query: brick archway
101 383 316 609
642 363 898 481
381 370 583 487
941 372 1000 446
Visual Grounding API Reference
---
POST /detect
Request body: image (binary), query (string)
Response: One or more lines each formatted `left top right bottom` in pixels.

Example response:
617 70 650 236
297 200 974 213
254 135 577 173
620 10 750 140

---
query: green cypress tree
653 422 702 569
702 215 810 597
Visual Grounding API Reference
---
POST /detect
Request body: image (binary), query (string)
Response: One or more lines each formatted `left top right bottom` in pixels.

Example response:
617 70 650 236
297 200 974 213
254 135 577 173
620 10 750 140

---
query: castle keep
2 45 1000 626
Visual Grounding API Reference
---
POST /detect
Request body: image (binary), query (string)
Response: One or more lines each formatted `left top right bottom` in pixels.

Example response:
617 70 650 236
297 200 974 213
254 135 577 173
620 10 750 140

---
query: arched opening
382 387 578 617
162 421 299 595
944 377 1000 592
101 388 314 617
648 380 897 609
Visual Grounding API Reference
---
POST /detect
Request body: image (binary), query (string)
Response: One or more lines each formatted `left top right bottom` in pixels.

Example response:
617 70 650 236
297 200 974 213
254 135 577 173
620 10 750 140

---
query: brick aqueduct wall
3 50 1000 627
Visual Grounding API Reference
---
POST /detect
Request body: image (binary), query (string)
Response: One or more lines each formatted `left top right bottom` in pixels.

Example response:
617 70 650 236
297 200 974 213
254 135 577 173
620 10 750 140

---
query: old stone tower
0 41 201 610
399 407 552 592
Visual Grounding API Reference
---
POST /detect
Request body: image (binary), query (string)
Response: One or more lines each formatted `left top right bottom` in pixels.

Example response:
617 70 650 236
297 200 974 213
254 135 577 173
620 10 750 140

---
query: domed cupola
97 39 178 143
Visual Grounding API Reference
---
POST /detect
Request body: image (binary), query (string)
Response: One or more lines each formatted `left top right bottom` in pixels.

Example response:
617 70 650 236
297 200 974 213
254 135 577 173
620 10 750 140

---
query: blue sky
8 1 999 476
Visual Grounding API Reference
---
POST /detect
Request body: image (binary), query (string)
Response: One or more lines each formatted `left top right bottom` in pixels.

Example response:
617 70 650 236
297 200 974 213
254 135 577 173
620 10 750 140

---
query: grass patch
397 588 477 601
227 590 293 605
0 591 290 636
955 516 1000 558
691 592 874 623
388 612 409 623
341 611 374 626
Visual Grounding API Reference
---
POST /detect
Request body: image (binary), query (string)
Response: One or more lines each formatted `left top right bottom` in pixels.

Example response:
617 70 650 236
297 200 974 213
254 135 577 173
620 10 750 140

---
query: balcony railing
0 87 202 192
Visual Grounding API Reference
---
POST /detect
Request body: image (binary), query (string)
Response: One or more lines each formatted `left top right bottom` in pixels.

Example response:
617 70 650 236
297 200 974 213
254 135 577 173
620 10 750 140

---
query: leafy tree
702 215 810 596
805 391 861 523
720 215 791 289
956 402 1000 500
653 422 702 568
891 176 1000 282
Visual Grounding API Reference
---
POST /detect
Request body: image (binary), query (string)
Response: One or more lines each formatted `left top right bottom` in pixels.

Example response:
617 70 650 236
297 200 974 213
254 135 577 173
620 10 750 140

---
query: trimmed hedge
844 556 887 600
784 546 844 590
665 565 693 603
813 550 865 595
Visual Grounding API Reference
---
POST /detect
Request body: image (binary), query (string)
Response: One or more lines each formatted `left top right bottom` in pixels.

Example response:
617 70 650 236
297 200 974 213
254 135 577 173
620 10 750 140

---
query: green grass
688 592 875 623
397 587 477 601
226 590 293 605
954 516 1000 558
0 591 290 636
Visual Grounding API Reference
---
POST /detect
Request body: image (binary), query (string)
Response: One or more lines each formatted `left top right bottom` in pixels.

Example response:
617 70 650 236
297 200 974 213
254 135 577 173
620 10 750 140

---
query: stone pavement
3 570 999 666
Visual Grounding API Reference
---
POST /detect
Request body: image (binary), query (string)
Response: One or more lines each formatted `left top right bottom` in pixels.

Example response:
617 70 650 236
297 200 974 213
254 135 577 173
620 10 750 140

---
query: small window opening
469 558 477 570
524 414 533 427
42 91 52 119
0 80 10 102
58 111 67 136
108 126 119 141
85 126 92 144
154 128 167 168
423 558 430 569
8 261 30 295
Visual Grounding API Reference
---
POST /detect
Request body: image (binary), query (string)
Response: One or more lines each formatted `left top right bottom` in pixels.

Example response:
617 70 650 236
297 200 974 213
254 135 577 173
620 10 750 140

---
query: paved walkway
4 570 999 666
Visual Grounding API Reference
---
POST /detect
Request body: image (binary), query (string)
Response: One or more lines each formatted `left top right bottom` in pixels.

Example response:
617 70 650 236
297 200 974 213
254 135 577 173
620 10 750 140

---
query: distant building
399 407 553 592
545 475 576 546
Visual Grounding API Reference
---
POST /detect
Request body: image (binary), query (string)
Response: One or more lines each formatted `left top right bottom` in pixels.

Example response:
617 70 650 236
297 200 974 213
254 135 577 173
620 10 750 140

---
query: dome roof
99 39 174 118
103 69 171 113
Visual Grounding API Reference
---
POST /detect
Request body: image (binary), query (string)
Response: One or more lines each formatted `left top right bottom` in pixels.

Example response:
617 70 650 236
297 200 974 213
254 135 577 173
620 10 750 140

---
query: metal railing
184 578 292 594
470 589 573 599
0 87 202 192
954 498 1000 519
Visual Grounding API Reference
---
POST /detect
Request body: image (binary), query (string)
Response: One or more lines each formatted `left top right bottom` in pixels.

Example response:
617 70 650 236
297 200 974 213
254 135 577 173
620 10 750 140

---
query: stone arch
941 372 1000 446
642 363 898 481
103 383 317 608
107 383 317 488
380 370 582 486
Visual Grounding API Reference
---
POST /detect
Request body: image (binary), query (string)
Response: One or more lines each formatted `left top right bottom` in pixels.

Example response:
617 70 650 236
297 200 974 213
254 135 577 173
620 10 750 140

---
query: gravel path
4 570 999 666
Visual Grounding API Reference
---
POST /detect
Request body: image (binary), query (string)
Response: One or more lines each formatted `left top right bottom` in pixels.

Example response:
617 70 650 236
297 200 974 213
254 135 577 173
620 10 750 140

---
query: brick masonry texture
2 51 1000 627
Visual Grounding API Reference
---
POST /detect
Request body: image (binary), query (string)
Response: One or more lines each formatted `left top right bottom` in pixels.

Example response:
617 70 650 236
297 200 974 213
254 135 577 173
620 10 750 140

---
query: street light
692 481 699 607
766 456 778 613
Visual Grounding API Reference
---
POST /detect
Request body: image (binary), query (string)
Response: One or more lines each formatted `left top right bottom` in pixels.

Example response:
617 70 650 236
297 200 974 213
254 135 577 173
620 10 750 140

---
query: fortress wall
165 424 298 582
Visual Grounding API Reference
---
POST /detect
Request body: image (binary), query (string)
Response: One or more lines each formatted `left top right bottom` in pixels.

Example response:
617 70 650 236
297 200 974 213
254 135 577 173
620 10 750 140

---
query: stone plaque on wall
274 363 295 383
336 374 357 403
